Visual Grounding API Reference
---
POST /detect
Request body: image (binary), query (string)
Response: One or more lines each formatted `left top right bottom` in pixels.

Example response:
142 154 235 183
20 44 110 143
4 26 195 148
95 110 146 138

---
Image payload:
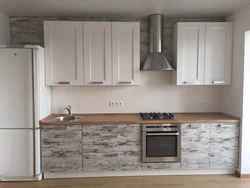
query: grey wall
0 12 9 44
9 16 224 63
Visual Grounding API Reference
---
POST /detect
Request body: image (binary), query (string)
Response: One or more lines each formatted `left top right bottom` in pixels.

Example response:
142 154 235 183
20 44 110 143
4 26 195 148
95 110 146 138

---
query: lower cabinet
41 123 239 173
41 124 141 172
81 124 141 171
181 124 210 169
210 123 239 168
181 123 239 169
41 125 83 172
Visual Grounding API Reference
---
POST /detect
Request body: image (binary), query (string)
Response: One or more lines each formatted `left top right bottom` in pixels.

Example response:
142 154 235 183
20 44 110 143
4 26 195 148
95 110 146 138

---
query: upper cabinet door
112 22 140 85
175 23 205 85
83 22 112 85
205 23 233 85
44 21 83 86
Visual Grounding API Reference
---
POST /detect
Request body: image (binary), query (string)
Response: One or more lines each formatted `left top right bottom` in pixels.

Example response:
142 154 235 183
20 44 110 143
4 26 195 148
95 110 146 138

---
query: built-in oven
142 124 181 163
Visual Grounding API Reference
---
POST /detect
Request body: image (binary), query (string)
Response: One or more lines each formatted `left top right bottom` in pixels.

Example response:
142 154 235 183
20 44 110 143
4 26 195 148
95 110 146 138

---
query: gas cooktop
139 112 176 120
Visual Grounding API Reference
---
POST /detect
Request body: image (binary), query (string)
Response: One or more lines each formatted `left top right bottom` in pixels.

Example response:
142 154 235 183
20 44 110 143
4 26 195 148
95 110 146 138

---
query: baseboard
0 173 43 182
235 170 241 178
44 169 235 179
235 170 250 178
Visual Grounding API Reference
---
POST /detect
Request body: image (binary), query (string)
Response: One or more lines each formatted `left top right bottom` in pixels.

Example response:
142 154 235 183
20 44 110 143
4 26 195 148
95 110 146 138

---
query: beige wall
224 3 250 174
223 4 250 118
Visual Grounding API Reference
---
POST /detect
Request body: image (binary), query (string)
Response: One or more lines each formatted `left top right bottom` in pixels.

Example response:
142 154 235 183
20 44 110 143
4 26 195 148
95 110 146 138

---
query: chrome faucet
65 105 72 116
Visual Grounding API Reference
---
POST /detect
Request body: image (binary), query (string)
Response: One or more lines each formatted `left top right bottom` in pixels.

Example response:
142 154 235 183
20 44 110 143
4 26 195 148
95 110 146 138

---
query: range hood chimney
141 14 174 71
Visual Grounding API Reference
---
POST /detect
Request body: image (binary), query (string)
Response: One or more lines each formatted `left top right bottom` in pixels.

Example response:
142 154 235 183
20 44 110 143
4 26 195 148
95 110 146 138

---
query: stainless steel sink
52 116 84 122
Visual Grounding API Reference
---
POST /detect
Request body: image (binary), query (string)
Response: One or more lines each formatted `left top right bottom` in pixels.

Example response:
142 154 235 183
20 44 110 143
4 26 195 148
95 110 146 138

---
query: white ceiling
0 0 250 17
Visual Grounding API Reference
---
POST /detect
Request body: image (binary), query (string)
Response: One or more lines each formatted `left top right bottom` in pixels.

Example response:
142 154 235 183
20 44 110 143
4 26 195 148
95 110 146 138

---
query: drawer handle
146 133 179 136
219 124 232 128
119 81 132 84
189 124 200 128
212 81 224 84
91 81 104 84
183 81 196 85
58 82 70 84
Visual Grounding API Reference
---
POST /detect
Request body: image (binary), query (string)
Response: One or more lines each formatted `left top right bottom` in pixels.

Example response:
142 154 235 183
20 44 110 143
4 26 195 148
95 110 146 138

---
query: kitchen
0 0 250 187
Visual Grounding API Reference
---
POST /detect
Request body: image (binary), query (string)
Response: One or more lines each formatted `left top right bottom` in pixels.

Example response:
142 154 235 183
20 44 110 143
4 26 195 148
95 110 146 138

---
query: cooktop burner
139 112 176 120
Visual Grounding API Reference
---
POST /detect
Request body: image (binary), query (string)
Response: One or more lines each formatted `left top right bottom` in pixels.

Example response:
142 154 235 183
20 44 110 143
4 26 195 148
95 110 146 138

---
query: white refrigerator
0 45 51 181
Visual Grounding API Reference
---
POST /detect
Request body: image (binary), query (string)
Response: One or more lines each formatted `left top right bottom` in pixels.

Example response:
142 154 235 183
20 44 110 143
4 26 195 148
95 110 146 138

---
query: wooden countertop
39 112 240 125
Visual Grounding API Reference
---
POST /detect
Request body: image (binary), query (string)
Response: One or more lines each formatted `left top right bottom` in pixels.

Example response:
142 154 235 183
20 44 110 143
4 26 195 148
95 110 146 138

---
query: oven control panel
142 124 180 132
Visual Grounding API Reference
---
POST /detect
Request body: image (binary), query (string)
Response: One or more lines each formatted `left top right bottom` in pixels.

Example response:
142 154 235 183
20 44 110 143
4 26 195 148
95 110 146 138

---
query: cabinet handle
91 81 104 84
183 81 196 85
212 81 224 84
219 124 232 128
119 81 132 84
189 124 200 128
58 82 70 84
146 133 179 136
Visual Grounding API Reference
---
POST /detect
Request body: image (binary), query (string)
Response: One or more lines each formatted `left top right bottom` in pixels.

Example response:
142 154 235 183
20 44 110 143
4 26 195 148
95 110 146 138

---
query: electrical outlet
199 101 204 106
109 101 123 107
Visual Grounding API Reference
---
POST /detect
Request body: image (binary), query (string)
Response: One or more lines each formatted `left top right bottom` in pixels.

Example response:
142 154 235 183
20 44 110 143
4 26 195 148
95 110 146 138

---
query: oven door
142 131 181 163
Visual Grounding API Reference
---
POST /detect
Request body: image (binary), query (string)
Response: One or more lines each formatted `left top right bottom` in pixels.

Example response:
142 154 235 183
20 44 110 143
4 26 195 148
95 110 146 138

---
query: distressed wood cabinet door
210 123 239 168
205 23 233 85
112 22 140 85
41 126 83 172
82 124 141 171
83 22 112 85
181 124 210 169
44 21 83 86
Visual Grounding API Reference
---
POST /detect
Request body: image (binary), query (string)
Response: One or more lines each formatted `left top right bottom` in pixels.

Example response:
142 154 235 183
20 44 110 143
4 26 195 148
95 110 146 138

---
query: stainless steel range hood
141 14 174 71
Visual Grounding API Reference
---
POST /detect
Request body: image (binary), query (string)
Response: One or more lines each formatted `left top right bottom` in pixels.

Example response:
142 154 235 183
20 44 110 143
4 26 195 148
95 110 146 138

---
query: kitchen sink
52 116 84 122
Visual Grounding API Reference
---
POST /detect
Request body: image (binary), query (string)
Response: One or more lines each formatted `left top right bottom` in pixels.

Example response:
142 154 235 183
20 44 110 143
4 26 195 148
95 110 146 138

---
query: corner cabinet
44 21 140 86
172 22 233 86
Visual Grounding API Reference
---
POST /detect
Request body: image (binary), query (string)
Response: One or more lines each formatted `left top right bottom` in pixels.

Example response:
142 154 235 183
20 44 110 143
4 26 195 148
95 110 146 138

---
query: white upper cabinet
173 22 233 86
112 22 140 85
44 21 84 86
205 23 233 85
44 21 140 86
83 22 112 85
173 23 205 85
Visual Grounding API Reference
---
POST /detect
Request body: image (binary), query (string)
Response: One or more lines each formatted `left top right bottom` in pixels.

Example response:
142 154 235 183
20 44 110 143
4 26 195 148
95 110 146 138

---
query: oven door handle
145 133 179 136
